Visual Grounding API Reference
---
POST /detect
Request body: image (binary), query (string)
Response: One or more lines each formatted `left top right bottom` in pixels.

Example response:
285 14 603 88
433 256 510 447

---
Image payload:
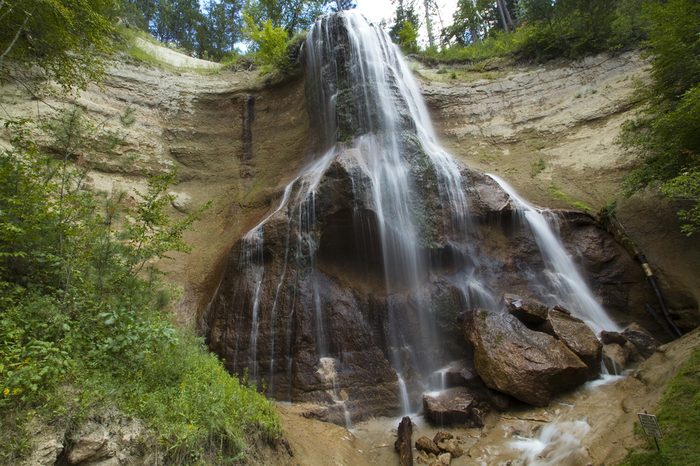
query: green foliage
420 28 525 64
0 116 278 463
390 0 420 45
548 184 593 213
530 157 546 177
661 169 700 236
243 15 293 74
115 336 281 463
430 0 648 65
0 0 119 90
515 0 646 61
622 348 700 465
244 0 329 36
621 0 700 235
397 21 420 54
642 0 700 103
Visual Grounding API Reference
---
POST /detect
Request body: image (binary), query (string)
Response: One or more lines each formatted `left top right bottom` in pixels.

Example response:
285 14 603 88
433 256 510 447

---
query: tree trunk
496 0 510 32
423 0 435 48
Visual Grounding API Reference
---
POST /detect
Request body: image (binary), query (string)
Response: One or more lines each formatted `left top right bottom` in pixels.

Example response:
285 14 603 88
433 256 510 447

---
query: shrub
0 116 279 462
621 0 700 235
243 15 290 73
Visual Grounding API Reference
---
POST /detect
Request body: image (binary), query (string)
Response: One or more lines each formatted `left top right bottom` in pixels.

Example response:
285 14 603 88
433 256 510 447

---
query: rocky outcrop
21 409 158 466
202 15 655 422
468 310 589 406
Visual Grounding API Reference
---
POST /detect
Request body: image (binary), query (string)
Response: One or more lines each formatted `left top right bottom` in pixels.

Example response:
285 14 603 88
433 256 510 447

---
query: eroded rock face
202 13 652 421
468 311 589 406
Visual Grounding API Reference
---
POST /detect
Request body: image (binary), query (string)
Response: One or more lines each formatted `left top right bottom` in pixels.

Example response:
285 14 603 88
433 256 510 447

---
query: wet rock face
467 311 589 406
202 149 651 419
201 12 652 422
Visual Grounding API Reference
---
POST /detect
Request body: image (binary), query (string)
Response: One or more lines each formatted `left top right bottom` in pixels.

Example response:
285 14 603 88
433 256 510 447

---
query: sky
354 0 458 46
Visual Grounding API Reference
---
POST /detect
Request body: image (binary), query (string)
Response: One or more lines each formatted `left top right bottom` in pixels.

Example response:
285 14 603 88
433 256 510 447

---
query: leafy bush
397 21 419 54
419 28 525 64
425 0 648 65
243 15 290 74
621 0 700 235
0 0 118 90
0 115 280 463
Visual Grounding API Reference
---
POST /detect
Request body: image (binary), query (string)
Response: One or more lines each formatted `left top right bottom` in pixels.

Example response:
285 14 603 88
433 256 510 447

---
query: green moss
548 184 593 213
530 158 546 177
622 348 700 465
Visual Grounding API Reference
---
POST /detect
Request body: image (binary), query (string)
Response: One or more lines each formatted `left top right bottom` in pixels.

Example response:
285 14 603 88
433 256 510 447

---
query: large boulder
467 310 589 406
504 294 549 328
541 307 602 377
622 323 659 359
422 387 486 427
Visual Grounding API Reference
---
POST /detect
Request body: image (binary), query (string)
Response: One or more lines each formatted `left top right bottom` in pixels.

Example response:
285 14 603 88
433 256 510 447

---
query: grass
530 158 546 177
622 348 700 465
1 324 282 465
548 184 593 213
418 28 527 65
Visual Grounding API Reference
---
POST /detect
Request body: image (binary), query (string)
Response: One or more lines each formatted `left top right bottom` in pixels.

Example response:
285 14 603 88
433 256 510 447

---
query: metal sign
638 413 663 438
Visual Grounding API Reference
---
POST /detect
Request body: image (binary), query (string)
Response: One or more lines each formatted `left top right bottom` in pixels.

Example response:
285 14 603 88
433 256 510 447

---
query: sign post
638 412 662 452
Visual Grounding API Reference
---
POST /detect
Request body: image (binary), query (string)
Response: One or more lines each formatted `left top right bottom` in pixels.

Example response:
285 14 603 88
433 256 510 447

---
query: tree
243 14 290 73
243 0 331 37
390 0 421 46
397 20 420 53
0 0 118 90
444 0 503 45
518 0 555 23
333 0 357 11
622 0 700 235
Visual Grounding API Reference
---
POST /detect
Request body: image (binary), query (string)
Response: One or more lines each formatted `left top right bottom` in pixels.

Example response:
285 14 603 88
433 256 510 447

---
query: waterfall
206 10 619 420
488 174 619 333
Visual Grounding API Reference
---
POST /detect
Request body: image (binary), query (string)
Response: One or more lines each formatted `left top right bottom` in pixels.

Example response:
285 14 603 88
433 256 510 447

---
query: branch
0 10 31 68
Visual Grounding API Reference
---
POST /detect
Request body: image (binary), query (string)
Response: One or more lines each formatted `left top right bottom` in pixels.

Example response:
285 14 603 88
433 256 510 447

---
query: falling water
488 174 619 333
208 10 621 419
511 420 591 466
242 228 264 383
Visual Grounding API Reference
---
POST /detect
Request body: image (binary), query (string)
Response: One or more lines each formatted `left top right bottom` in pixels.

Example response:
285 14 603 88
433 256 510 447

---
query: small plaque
638 413 663 438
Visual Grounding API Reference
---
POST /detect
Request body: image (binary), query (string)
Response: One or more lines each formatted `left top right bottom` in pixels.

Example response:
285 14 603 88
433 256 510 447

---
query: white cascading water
510 420 592 466
225 10 618 416
488 174 619 333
